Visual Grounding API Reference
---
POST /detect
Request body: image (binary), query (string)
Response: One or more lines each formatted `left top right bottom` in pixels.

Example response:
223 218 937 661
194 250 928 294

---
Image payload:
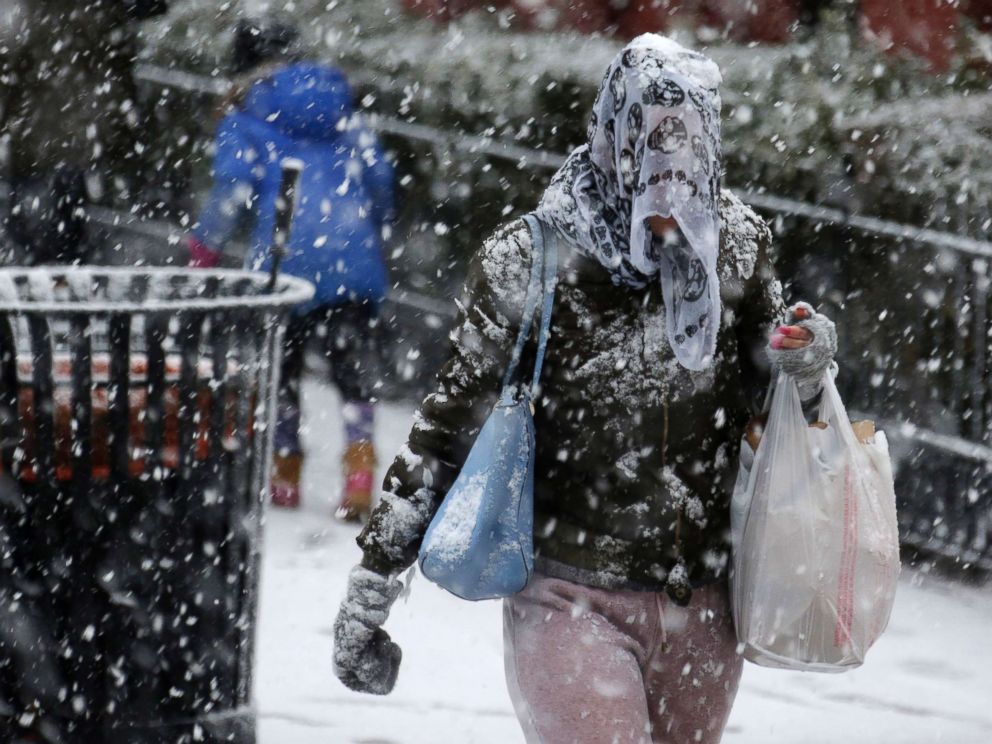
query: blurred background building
402 0 992 72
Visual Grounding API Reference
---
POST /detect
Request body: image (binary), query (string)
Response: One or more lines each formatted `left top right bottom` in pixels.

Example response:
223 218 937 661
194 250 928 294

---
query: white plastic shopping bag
731 370 900 672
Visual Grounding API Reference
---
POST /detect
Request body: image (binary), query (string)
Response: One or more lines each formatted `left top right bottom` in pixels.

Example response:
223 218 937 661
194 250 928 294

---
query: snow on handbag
418 214 557 601
731 369 900 672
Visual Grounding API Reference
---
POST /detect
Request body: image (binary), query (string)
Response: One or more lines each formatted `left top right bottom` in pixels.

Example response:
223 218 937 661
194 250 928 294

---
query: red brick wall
399 0 482 22
615 1 678 39
400 0 968 71
551 0 616 33
861 0 959 72
697 0 797 43
965 0 992 31
402 0 798 41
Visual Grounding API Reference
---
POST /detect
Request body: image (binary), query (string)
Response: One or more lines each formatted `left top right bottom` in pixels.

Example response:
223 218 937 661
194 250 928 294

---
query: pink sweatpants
503 574 743 744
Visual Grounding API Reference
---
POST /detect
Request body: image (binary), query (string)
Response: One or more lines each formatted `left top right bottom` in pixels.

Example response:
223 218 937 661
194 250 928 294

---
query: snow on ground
256 379 992 744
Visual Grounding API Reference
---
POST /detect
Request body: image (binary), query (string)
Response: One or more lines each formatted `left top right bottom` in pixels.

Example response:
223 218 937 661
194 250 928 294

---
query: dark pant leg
280 313 315 409
275 312 315 456
8 167 90 265
323 301 381 405
324 302 381 447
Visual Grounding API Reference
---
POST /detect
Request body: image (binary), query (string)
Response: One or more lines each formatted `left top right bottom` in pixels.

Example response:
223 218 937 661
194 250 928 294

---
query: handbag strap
500 214 558 396
529 216 558 394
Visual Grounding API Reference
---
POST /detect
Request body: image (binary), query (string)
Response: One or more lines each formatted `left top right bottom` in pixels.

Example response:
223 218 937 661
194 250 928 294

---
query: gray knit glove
333 565 404 695
767 301 838 403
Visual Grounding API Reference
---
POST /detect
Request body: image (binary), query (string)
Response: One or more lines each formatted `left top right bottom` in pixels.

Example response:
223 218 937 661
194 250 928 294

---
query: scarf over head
537 34 723 371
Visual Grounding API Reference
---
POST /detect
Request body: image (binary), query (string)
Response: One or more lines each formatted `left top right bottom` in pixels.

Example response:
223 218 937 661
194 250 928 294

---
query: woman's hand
767 302 838 402
333 565 404 695
770 302 814 350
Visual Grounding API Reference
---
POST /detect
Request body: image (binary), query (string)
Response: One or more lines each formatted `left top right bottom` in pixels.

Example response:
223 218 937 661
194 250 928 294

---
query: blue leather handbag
418 215 557 601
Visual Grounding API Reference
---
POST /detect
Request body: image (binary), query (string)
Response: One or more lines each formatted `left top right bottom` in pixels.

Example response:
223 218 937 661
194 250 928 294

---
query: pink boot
271 452 302 508
336 441 375 522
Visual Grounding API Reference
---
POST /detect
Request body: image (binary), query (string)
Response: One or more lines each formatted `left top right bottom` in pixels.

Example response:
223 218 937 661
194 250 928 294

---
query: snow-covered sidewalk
256 381 992 744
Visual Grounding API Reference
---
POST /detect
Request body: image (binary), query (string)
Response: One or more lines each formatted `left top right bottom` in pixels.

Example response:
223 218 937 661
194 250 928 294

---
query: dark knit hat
230 18 300 76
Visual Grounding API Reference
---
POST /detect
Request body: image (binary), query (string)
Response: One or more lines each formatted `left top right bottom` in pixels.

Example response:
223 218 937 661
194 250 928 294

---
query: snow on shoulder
478 219 532 316
718 189 770 283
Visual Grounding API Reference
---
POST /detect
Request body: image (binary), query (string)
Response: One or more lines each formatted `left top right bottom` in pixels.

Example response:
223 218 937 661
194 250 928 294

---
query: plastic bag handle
816 368 865 451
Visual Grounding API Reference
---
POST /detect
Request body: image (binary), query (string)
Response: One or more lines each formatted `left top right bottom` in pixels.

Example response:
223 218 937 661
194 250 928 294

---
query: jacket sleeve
357 220 533 575
732 204 787 416
731 202 832 423
190 114 260 254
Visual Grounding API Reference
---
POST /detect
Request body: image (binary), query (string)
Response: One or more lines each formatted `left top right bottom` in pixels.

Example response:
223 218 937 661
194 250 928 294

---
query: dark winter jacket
358 191 786 595
0 0 148 179
192 63 394 314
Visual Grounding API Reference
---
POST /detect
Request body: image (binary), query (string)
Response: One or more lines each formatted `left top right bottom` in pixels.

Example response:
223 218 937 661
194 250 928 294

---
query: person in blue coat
190 21 395 519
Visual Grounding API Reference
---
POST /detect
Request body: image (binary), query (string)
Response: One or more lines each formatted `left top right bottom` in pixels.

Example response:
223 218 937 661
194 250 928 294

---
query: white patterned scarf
537 34 723 371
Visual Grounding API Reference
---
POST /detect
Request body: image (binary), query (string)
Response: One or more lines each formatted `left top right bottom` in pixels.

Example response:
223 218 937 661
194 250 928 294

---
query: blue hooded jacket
193 63 394 314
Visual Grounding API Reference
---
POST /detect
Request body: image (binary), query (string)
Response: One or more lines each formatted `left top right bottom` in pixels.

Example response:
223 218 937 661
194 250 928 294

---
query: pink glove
188 237 222 268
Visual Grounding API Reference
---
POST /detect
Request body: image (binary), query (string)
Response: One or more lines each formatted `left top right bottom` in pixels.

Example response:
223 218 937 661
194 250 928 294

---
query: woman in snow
189 20 395 518
333 35 836 743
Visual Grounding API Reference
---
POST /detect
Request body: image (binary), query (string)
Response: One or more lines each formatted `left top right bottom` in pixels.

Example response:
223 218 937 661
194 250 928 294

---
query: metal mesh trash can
0 267 313 744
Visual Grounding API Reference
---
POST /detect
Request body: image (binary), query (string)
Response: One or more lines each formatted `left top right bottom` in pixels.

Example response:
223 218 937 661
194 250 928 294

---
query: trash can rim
0 267 315 314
